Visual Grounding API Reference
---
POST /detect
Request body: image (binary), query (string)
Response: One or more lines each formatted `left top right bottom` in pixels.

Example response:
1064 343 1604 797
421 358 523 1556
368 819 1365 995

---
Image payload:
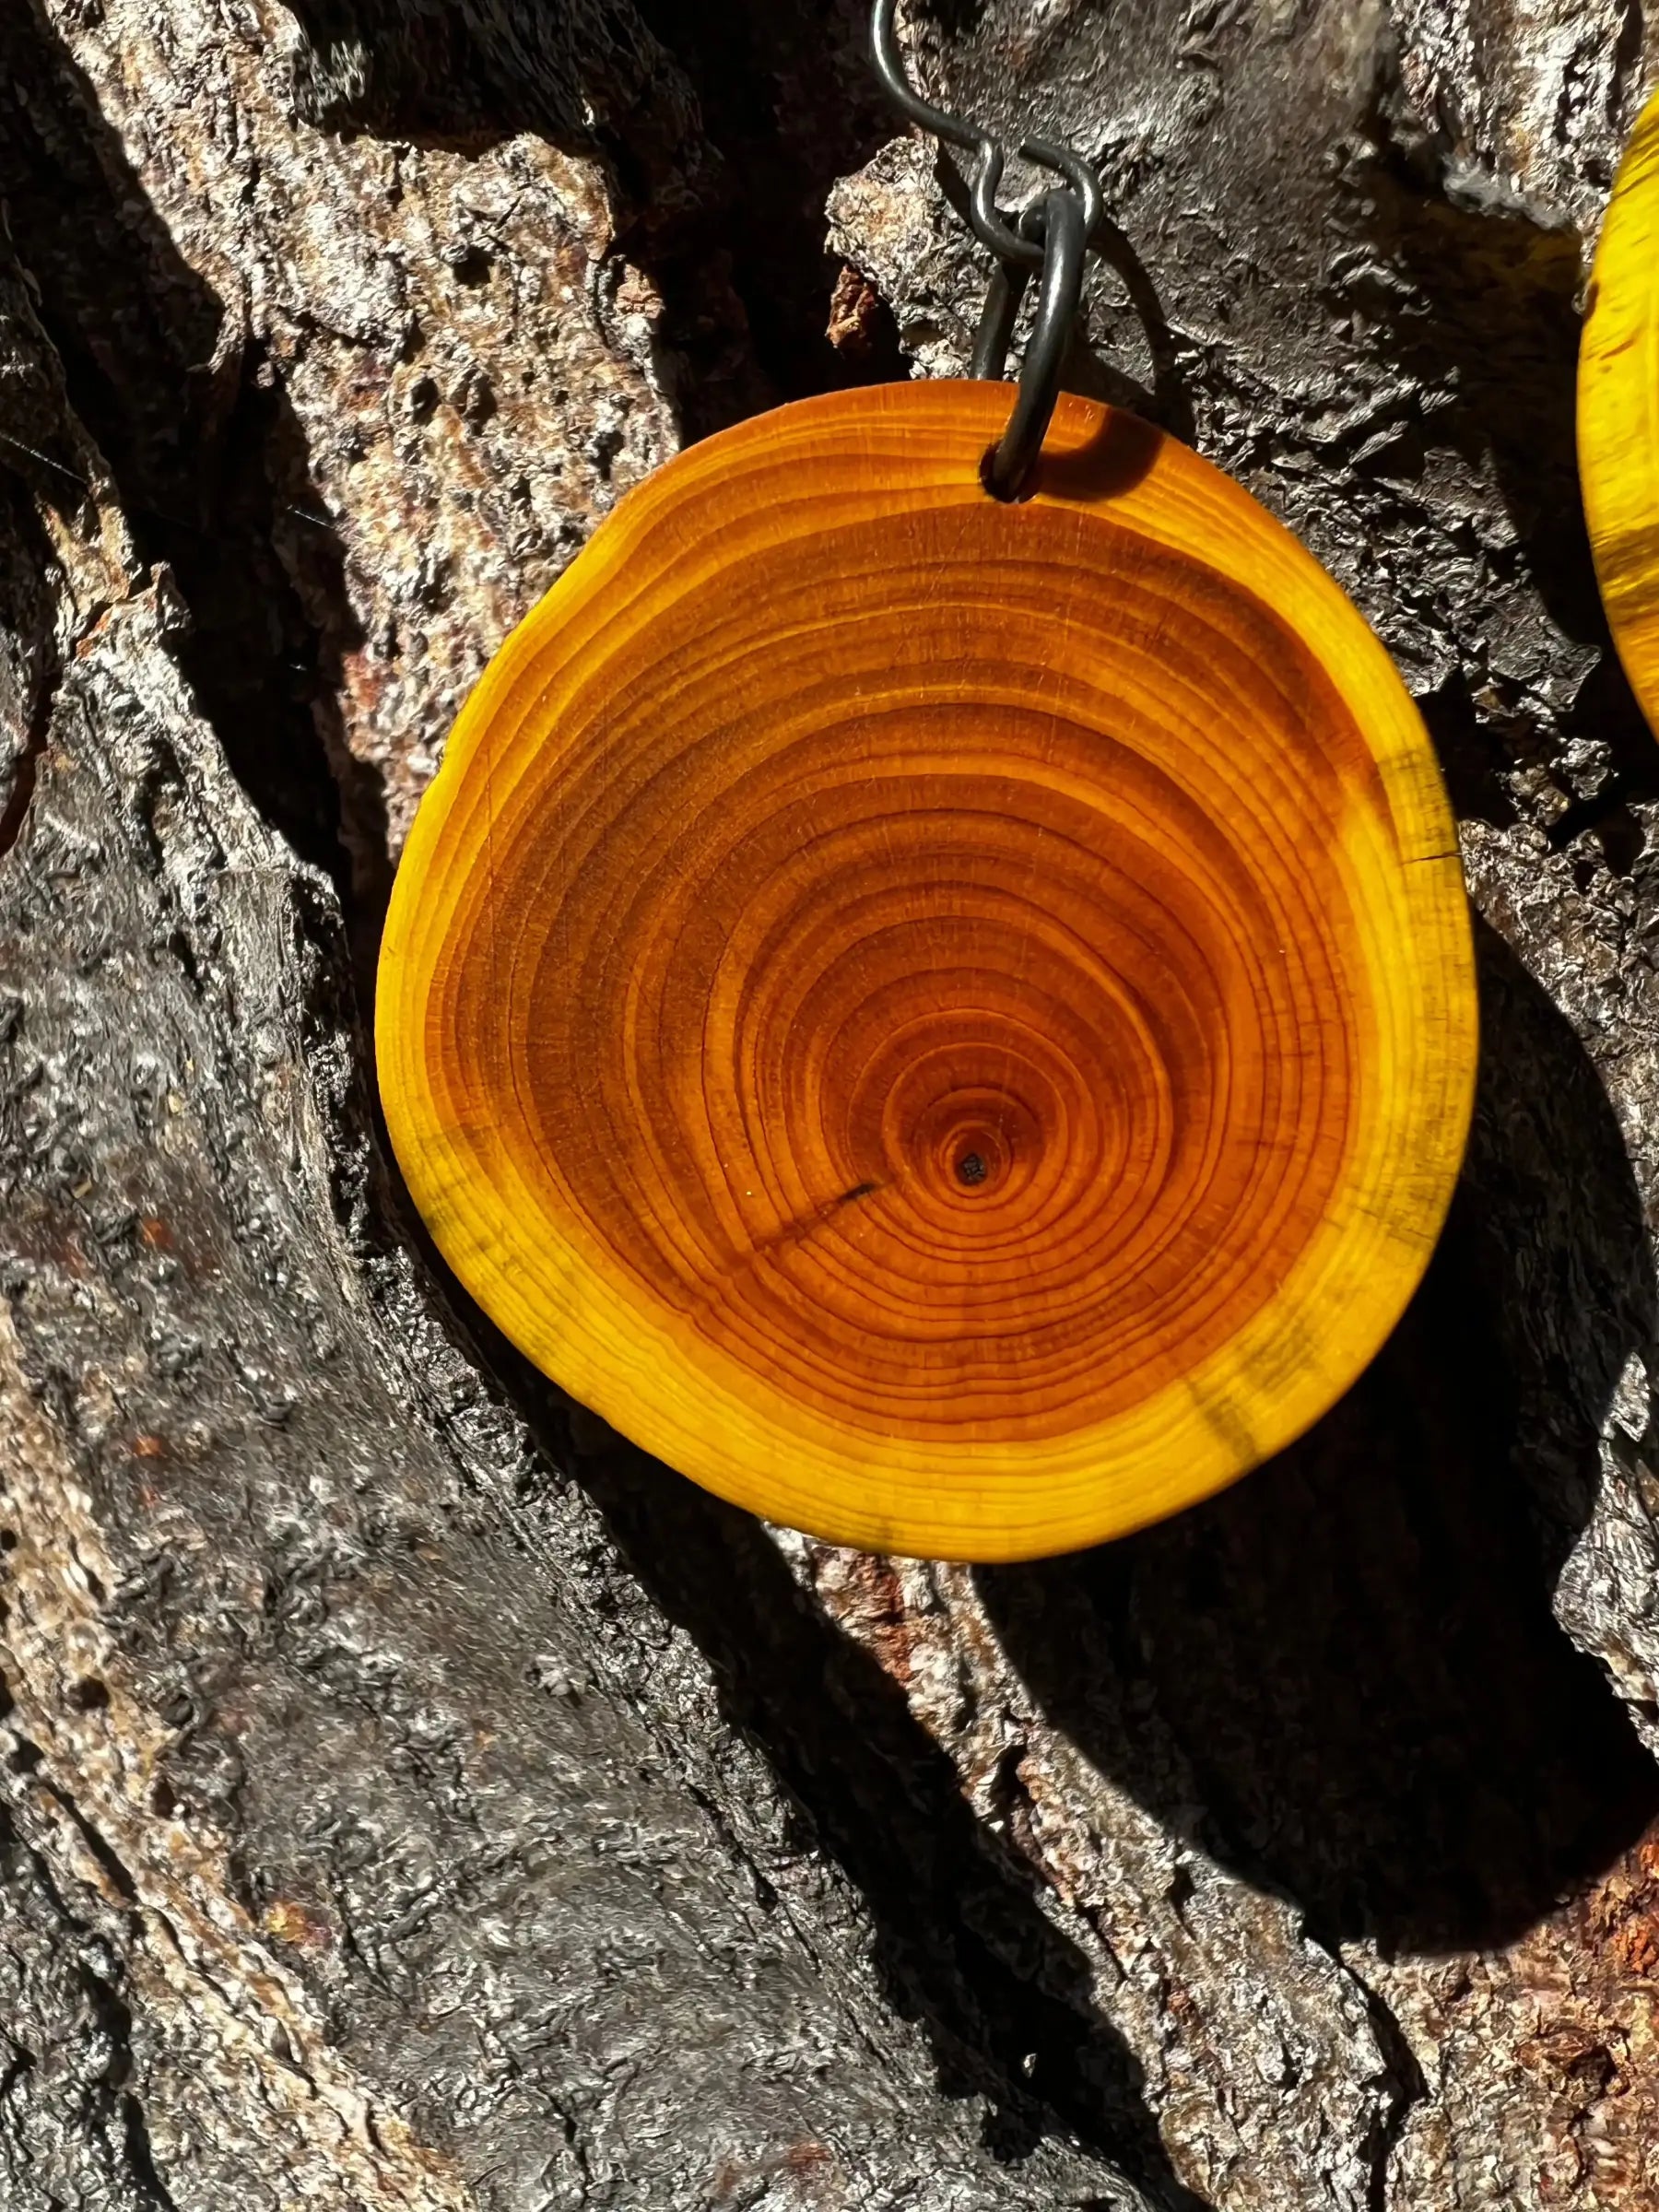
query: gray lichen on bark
3 0 1659 2208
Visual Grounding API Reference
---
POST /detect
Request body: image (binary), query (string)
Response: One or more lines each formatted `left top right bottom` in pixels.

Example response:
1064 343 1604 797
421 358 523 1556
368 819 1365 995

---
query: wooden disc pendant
1582 84 1659 738
378 382 1476 1561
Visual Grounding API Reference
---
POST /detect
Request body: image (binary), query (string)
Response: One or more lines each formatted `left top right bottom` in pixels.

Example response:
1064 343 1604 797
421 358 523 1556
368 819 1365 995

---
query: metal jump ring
870 0 1101 494
975 189 1088 500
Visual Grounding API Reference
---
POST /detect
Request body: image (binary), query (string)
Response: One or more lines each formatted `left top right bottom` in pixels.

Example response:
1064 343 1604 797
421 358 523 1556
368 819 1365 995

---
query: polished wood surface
1582 85 1659 735
378 382 1475 1560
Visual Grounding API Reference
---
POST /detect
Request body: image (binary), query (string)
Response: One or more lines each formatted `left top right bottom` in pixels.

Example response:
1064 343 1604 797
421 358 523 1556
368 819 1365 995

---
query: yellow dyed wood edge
379 384 1476 1561
1581 84 1659 738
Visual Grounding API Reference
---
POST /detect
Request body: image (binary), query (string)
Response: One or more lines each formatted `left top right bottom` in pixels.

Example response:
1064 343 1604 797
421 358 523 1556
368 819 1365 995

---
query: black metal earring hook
870 0 1101 499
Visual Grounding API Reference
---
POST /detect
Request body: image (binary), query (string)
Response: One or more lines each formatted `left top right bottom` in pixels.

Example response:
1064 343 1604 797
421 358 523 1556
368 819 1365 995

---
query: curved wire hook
870 0 1102 267
870 0 981 154
870 0 1103 499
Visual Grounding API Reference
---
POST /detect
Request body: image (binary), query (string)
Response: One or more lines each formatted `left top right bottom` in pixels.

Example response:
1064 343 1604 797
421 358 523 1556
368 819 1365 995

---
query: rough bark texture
2 1 1659 2208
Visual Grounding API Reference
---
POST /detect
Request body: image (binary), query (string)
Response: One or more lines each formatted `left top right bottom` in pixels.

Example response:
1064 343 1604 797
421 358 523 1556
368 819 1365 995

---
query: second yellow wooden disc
1582 84 1659 735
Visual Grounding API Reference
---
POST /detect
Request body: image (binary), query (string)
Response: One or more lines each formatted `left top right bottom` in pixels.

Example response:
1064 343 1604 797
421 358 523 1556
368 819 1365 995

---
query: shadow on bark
0 483 58 860
0 4 386 940
283 0 911 436
963 153 1659 1966
980 923 1659 1959
1355 119 1659 863
559 1425 1209 2208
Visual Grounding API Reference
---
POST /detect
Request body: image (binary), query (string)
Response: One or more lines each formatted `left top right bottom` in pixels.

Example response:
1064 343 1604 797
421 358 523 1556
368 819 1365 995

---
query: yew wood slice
1582 84 1659 741
377 382 1476 1562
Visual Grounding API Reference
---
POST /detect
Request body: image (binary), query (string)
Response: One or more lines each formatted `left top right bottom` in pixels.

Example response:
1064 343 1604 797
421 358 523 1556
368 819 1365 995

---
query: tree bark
1 3 1658 2210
